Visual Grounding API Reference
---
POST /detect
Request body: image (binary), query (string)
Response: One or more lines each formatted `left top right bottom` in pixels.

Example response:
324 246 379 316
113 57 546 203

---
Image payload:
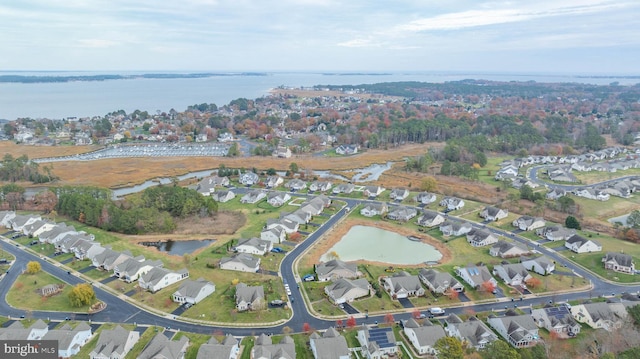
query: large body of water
321 225 443 265
1 71 637 120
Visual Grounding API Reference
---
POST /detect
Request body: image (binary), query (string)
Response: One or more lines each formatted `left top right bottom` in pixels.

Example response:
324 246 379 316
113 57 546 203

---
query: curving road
1 192 639 335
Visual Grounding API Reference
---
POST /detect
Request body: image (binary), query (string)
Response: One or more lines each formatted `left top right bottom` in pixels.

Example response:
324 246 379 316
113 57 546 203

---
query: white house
487 315 539 348
220 253 260 272
492 263 532 287
138 267 189 293
324 278 370 304
172 278 216 305
309 328 350 359
403 318 446 356
260 226 286 244
479 206 509 222
43 322 93 358
512 216 546 231
445 314 498 350
564 234 602 253
455 265 497 290
383 271 425 299
235 237 273 256
521 256 555 275
90 325 140 359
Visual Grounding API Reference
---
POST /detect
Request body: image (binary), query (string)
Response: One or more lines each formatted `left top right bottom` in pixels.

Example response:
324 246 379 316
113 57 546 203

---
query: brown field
0 141 99 159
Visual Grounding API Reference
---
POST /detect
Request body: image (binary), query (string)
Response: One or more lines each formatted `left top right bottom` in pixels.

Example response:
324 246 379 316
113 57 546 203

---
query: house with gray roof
479 206 509 222
490 240 531 258
512 216 546 231
139 267 189 293
0 319 48 341
22 219 54 237
570 302 629 331
439 220 473 236
383 271 425 299
113 257 163 282
8 214 41 232
521 256 555 276
38 223 77 244
414 191 437 205
172 278 215 305
390 188 410 201
260 226 286 244
252 334 296 359
264 175 284 188
89 325 140 359
403 318 446 356
386 206 418 222
536 225 575 241
265 217 299 234
439 196 465 211
546 188 567 200
416 210 445 227
357 326 397 358
285 179 307 191
492 263 532 287
487 314 539 348
235 237 273 256
360 203 388 217
602 252 635 274
239 172 259 186
309 327 350 359
196 335 239 359
564 234 602 253
316 259 361 282
325 278 370 305
0 210 16 227
445 314 498 350
138 333 189 359
455 265 497 290
332 183 355 194
72 238 105 261
363 185 385 198
235 283 264 311
197 176 229 195
466 229 499 247
240 189 266 204
92 249 133 271
418 268 464 295
309 180 332 193
531 305 581 338
212 190 235 203
220 253 260 273
42 322 92 358
267 192 291 207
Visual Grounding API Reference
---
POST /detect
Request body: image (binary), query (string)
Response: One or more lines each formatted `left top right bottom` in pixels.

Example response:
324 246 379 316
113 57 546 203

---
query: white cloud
76 39 119 48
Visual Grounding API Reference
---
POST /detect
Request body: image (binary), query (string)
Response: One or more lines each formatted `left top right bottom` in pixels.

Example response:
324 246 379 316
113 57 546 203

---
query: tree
227 142 239 157
525 277 542 289
481 280 496 293
384 313 395 325
68 283 96 307
627 210 640 229
289 162 299 174
565 215 581 230
346 316 356 328
421 176 438 192
445 287 459 300
480 340 520 359
303 322 313 334
26 261 41 274
434 336 464 359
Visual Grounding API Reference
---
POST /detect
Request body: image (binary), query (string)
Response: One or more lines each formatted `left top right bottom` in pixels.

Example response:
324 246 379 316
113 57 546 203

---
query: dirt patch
301 218 452 268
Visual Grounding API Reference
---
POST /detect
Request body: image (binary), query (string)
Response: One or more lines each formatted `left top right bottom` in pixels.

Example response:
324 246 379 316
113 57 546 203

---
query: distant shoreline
0 72 269 84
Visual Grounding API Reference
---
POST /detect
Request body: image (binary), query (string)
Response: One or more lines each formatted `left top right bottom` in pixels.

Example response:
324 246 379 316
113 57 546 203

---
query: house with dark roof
138 333 189 359
445 314 498 350
172 278 215 305
531 305 581 338
418 268 464 295
357 326 397 358
403 318 446 355
564 234 602 253
235 283 264 311
487 314 539 348
536 225 575 241
309 327 350 359
602 252 635 274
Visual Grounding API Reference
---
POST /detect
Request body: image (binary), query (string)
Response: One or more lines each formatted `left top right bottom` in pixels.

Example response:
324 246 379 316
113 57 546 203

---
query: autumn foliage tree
481 280 496 293
525 277 542 289
346 316 356 328
303 322 313 334
26 261 41 274
68 283 96 307
384 313 395 325
445 287 459 300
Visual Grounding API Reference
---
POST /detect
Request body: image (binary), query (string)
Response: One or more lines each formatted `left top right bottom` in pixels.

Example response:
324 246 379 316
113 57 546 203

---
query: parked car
303 274 315 282
271 247 284 253
429 307 445 315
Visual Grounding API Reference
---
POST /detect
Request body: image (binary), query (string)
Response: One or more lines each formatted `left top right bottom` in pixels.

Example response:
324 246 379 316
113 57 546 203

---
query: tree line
0 154 56 183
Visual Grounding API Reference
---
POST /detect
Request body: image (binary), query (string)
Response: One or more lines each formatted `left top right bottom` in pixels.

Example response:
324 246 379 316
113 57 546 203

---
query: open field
0 141 99 159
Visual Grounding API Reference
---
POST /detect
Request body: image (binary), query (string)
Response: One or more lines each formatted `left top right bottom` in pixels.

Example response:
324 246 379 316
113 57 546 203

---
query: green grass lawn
6 270 96 313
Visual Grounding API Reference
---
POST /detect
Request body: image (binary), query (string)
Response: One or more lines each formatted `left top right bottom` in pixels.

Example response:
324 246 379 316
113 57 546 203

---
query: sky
1 0 639 74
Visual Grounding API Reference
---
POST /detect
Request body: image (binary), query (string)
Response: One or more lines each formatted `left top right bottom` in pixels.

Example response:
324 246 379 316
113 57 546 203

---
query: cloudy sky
1 0 639 73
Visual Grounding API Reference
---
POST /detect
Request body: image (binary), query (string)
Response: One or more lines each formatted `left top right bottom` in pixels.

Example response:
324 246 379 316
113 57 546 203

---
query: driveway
457 292 471 302
398 298 414 308
78 265 96 273
341 303 360 315
100 276 118 284
552 245 569 251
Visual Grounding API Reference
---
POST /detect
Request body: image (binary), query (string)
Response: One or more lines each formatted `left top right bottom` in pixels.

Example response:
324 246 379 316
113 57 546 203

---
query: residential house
9 214 41 232
363 185 385 198
285 179 307 191
197 176 224 195
455 265 497 290
22 219 54 237
536 226 575 241
325 278 370 304
0 320 49 341
564 235 602 253
332 183 355 194
252 334 296 359
264 175 283 189
218 132 234 142
316 259 361 282
521 256 556 276
265 217 299 234
512 216 546 231
240 190 266 204
38 223 77 244
43 322 92 358
220 253 260 273
357 326 397 358
511 178 539 190
466 229 500 247
531 305 581 338
487 314 539 348
0 210 16 227
445 314 498 350
196 335 240 359
389 188 410 201
602 252 635 274
439 220 473 236
281 210 311 225
416 210 445 227
570 302 629 331
172 278 215 305
138 334 189 359
546 188 567 200
386 206 418 222
235 237 273 256
403 318 446 356
239 172 260 186
383 271 425 299
212 190 236 203
73 239 106 261
492 263 532 287
309 327 350 359
479 206 509 222
335 144 358 155
235 283 264 311
272 145 292 158
495 165 519 181
418 268 464 295
490 240 531 258
113 257 163 282
138 267 189 293
414 192 437 205
572 188 610 201
89 325 140 359
260 226 286 245
439 196 465 211
267 192 291 207
359 203 388 217
309 181 332 193
92 249 132 271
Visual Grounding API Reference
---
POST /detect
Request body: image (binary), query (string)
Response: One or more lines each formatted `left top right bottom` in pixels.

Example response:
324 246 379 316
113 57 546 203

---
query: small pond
320 225 443 265
608 214 629 227
141 239 215 256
